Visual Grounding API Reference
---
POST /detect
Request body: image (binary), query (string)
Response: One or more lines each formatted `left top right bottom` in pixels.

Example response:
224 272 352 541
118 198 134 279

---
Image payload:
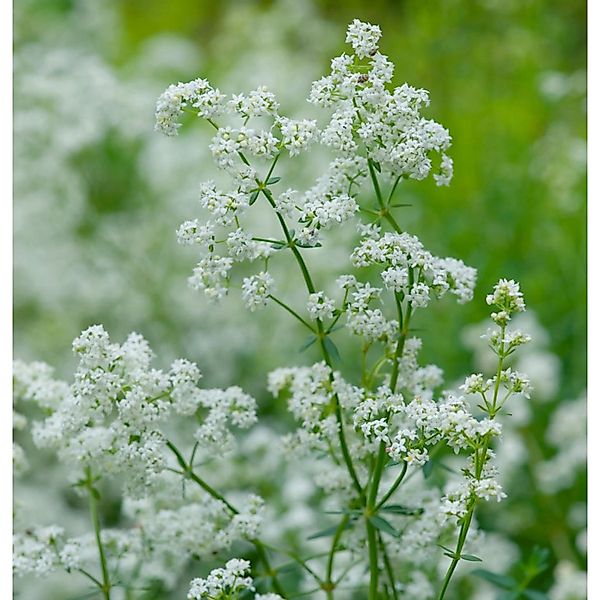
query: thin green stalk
367 158 403 234
259 181 364 501
325 514 351 598
375 461 408 512
262 543 324 585
436 510 474 600
166 441 286 597
437 326 507 600
269 294 316 332
87 485 111 600
365 516 379 600
379 533 399 600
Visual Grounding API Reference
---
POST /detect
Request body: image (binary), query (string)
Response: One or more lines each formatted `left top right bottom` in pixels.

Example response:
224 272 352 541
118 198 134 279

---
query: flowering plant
14 19 533 600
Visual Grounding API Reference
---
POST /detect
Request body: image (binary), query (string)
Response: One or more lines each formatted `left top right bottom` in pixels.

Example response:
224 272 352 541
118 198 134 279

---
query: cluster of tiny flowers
309 20 452 183
13 526 65 578
268 362 368 459
15 325 256 496
434 280 531 520
306 291 336 320
155 78 225 136
335 276 399 343
141 495 263 562
351 229 477 307
242 271 275 311
440 454 506 520
158 19 455 307
187 559 254 600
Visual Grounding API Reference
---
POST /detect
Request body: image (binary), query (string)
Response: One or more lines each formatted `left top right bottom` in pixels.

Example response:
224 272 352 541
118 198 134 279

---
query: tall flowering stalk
13 19 532 600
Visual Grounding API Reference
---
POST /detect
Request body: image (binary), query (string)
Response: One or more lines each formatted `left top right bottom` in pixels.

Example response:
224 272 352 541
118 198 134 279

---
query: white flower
276 117 318 156
242 272 275 311
307 291 336 320
187 558 253 600
229 86 279 118
345 19 382 58
486 278 526 313
155 78 225 136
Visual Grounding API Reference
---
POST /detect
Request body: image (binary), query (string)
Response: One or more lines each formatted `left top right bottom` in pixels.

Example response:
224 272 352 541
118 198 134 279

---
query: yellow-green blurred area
13 0 586 597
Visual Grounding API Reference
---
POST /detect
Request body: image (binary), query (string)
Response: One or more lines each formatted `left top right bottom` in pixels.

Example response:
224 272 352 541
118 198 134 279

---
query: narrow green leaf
381 504 424 516
324 336 341 363
299 336 317 353
267 177 281 185
249 190 260 205
461 554 483 562
372 160 381 172
422 460 435 478
472 569 517 590
368 515 400 538
307 521 349 540
389 203 412 208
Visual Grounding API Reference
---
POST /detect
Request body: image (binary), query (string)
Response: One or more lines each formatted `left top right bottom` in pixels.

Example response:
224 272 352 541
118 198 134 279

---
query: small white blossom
242 272 275 311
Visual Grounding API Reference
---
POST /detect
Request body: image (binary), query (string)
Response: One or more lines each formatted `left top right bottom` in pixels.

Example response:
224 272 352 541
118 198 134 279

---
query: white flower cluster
155 78 225 136
13 526 65 578
268 362 343 450
158 19 455 307
242 271 275 311
309 21 452 183
187 559 254 600
15 325 256 495
143 495 263 562
336 277 399 343
440 454 507 520
351 230 477 307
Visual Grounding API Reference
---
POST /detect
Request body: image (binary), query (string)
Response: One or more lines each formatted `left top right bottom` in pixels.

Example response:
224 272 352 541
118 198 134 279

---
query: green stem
87 482 111 600
367 159 403 234
260 181 364 501
166 441 286 597
375 461 408 512
269 294 316 332
379 533 399 600
325 514 350 597
437 510 474 600
366 515 379 600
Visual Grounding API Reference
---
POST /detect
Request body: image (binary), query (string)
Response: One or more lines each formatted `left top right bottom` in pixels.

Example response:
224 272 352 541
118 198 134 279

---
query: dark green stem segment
260 184 364 501
437 510 474 600
379 533 399 600
325 514 350 598
437 327 508 600
85 472 111 600
375 461 408 512
166 441 286 597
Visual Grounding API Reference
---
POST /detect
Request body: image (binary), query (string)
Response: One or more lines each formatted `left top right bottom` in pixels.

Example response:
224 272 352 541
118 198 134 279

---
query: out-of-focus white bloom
536 393 586 493
549 561 587 600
